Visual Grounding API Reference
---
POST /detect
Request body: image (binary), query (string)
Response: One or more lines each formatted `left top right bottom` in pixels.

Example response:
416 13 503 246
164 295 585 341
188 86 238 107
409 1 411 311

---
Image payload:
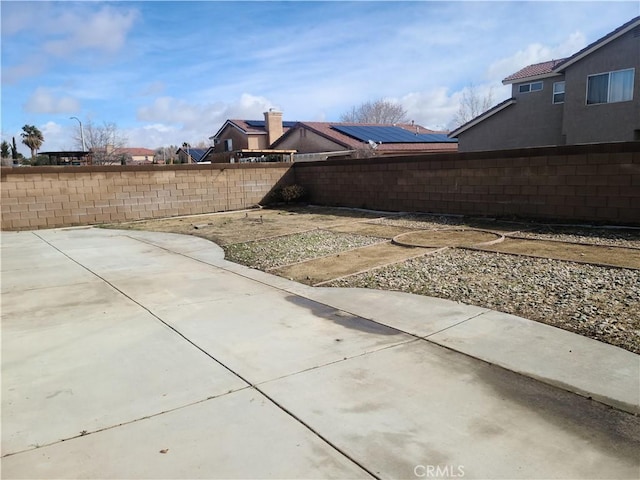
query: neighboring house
450 16 640 152
205 110 297 163
210 110 296 153
209 110 456 163
117 147 157 165
176 147 212 164
74 146 157 165
271 121 457 160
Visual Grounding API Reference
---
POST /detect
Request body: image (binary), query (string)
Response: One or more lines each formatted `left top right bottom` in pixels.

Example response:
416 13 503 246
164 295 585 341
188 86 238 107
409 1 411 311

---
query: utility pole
70 117 86 152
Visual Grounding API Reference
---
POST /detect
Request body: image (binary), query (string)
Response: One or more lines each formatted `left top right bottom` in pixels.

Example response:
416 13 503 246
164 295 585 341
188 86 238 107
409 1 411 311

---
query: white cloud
24 87 80 114
398 88 459 131
43 92 275 150
39 121 68 151
135 93 277 145
138 81 166 97
487 31 587 83
43 7 138 57
2 4 139 84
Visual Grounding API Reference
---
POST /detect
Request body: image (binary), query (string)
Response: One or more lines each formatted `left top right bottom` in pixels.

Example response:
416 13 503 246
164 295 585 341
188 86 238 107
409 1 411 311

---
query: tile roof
227 120 269 134
175 147 213 162
114 147 156 157
503 16 640 84
502 59 567 83
273 122 456 153
226 119 296 135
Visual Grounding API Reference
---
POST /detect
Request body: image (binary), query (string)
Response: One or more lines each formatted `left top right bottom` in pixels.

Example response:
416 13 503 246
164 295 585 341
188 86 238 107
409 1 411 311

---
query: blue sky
2 1 638 155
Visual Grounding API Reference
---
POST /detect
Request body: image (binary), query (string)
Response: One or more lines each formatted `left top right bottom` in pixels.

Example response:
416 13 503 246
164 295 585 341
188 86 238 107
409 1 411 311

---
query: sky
2 1 638 156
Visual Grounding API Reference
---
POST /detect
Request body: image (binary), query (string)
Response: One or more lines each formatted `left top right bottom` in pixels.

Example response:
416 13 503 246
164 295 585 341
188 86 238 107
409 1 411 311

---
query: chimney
264 109 283 146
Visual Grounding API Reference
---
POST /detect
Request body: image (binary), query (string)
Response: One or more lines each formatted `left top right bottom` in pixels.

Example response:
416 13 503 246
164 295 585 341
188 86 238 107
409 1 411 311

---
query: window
519 81 543 93
587 68 634 104
553 81 565 104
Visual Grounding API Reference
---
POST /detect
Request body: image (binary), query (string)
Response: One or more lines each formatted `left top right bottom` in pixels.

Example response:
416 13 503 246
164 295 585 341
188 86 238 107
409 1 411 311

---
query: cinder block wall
1 163 294 230
3 142 638 231
294 142 640 225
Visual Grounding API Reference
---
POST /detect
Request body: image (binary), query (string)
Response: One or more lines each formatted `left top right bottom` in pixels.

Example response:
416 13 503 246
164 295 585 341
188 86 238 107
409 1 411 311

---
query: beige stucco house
450 16 640 152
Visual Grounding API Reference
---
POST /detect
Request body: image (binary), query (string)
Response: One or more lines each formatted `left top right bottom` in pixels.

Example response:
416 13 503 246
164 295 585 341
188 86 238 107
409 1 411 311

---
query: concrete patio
1 227 638 479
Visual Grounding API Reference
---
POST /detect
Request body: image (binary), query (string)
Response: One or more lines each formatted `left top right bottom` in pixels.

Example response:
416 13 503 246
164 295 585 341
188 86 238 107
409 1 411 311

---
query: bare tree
73 120 128 165
154 145 179 164
451 84 494 128
340 99 408 124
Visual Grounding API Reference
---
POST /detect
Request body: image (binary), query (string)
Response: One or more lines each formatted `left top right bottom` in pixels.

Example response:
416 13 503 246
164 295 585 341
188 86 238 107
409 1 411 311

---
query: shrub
280 184 306 203
265 184 307 204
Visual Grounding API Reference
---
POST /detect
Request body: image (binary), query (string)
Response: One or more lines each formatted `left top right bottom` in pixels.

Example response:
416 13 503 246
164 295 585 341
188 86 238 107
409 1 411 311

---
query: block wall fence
1 163 294 230
1 142 639 231
296 142 640 225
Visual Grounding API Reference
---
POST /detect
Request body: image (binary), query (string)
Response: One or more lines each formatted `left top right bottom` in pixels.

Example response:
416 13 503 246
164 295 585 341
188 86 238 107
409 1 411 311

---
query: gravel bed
513 228 640 249
326 250 640 354
373 215 640 248
370 214 465 230
223 230 383 270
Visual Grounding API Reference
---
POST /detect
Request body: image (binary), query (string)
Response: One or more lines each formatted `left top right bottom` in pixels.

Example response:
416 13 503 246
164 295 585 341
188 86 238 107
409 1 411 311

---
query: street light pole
70 116 86 152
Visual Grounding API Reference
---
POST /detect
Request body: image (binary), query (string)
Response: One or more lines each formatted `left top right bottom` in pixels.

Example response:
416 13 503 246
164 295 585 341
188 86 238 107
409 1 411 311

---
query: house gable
454 16 640 151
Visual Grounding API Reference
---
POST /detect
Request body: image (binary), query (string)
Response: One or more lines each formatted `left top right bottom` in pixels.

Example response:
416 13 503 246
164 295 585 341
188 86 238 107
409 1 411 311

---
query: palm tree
21 125 44 159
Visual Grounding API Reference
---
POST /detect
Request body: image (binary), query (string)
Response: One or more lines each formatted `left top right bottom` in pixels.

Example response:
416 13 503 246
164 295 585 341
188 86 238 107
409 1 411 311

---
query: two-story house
450 16 640 152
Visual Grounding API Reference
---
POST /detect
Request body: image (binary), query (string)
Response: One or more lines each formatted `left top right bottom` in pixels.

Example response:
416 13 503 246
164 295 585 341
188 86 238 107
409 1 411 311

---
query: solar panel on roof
331 125 456 143
245 120 298 128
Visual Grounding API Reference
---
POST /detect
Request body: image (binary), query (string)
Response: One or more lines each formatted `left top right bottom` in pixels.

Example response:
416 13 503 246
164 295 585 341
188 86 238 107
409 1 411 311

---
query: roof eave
212 120 268 139
449 98 516 137
554 17 640 72
502 71 563 85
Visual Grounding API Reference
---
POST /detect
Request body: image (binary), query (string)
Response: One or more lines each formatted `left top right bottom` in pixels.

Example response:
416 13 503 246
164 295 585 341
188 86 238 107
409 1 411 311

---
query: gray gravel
223 230 383 270
370 214 466 230
326 249 640 354
514 229 640 248
221 212 639 354
372 215 640 248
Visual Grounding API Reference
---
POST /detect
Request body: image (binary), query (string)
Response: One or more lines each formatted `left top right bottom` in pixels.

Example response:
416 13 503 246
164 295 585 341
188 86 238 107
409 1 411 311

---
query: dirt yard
105 205 640 353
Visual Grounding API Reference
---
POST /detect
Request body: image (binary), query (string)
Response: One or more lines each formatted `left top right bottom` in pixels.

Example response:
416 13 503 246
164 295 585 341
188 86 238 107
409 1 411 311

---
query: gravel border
326 249 640 354
222 213 640 354
223 230 384 270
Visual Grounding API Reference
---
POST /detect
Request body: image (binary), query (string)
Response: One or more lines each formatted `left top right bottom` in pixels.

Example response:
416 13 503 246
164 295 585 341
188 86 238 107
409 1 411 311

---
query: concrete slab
261 341 640 479
2 281 247 454
1 245 71 273
1 389 371 479
3 227 639 479
428 309 640 414
108 267 278 308
125 229 226 258
307 287 489 337
154 291 413 383
0 231 48 249
1 261 98 293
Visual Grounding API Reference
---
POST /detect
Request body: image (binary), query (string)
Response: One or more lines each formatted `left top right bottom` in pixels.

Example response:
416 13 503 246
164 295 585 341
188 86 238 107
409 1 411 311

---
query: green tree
12 137 18 160
21 125 44 159
1 140 10 159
